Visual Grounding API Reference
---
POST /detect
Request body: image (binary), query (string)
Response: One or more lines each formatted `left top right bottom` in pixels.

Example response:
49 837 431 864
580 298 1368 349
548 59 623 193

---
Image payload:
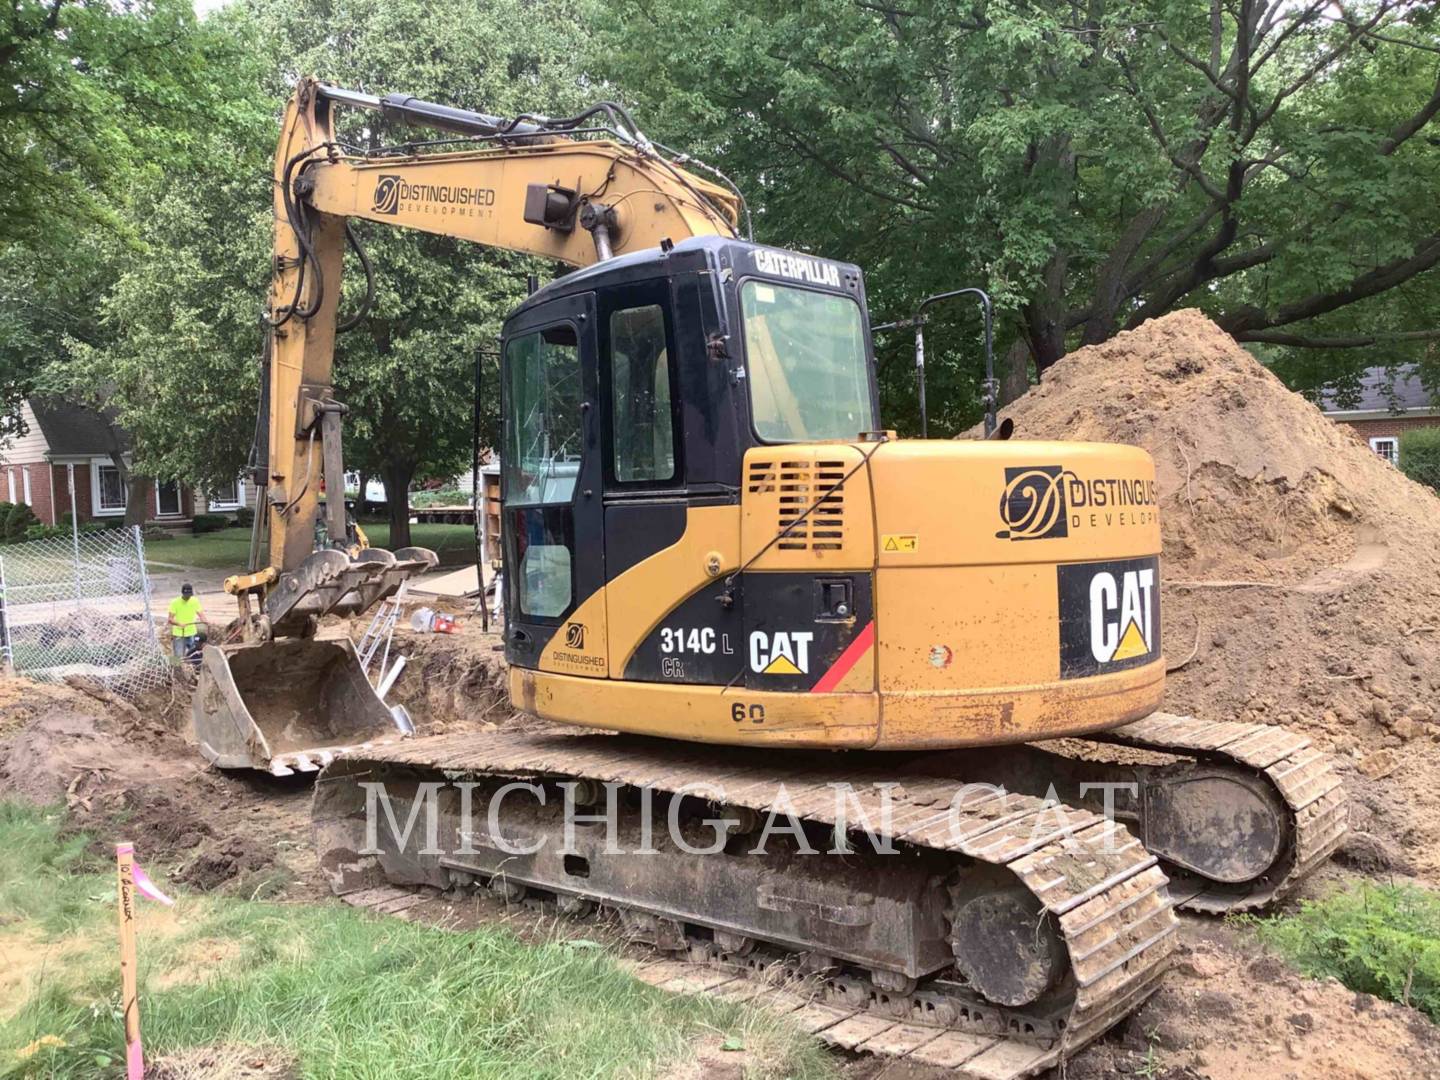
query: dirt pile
366 621 529 734
0 676 311 896
1070 924 1440 1080
995 309 1440 877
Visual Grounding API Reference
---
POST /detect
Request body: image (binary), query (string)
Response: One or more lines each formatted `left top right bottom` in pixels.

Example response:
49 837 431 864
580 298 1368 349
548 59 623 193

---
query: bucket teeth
269 762 296 777
265 546 440 635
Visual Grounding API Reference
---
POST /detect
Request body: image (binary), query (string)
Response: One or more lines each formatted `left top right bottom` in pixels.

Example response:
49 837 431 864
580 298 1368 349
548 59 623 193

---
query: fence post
131 526 156 644
66 463 83 605
0 554 10 675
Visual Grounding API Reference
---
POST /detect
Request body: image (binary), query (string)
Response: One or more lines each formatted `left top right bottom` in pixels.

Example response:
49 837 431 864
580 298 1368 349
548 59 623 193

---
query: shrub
1253 882 1440 1021
2 503 39 542
410 487 468 508
23 524 67 541
234 505 255 527
1400 427 1440 494
192 513 228 534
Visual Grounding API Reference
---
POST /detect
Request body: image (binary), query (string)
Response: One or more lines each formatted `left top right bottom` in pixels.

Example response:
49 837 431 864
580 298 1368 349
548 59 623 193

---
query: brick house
0 398 253 527
1319 365 1438 466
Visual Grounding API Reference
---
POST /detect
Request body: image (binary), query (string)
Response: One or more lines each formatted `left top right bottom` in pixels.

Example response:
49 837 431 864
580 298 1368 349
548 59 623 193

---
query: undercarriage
315 730 1181 1076
311 713 1345 1074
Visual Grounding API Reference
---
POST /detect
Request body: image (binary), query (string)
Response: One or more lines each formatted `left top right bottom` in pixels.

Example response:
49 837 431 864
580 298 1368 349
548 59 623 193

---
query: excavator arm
243 77 740 635
196 78 740 774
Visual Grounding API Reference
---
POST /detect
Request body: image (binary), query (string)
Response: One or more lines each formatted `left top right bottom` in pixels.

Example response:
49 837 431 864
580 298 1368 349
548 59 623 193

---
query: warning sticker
882 534 919 553
1058 556 1161 679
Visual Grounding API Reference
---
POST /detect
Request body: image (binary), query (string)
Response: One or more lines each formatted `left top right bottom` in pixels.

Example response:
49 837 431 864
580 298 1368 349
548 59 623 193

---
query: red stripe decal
811 620 875 694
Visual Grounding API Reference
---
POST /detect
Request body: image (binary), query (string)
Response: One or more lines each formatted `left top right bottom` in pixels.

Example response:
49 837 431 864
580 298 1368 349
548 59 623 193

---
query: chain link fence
0 525 169 699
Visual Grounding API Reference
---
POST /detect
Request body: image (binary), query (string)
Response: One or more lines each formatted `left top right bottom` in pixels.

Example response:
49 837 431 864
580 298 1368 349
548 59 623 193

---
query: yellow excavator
195 78 1348 1075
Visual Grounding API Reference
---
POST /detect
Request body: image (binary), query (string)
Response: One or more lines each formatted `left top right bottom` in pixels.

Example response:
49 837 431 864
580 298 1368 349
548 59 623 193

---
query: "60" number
730 702 766 725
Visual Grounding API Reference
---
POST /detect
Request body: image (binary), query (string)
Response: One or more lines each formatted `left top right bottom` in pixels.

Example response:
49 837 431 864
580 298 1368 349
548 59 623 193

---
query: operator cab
499 237 879 669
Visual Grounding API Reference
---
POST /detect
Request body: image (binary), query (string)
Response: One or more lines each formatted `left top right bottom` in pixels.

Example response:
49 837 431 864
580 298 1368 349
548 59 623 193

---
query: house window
5 469 12 503
94 463 127 515
1369 437 1398 465
21 467 30 505
155 479 182 517
208 477 243 511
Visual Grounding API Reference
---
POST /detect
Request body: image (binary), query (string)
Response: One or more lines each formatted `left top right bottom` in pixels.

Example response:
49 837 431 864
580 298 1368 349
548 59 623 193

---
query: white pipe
375 654 407 699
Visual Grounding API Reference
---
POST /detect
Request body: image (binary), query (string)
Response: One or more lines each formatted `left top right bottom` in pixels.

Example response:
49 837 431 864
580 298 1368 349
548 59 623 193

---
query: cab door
500 291 608 675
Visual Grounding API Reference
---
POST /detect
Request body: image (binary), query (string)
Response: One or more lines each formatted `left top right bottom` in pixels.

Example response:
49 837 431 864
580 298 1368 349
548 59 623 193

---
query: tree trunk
356 471 368 515
997 339 1033 407
381 461 415 549
108 450 147 529
122 475 147 529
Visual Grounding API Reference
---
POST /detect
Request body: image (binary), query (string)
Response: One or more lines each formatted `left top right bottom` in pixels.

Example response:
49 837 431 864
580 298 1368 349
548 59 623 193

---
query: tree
593 0 1440 428
64 0 590 549
1399 426 1440 493
1 0 265 438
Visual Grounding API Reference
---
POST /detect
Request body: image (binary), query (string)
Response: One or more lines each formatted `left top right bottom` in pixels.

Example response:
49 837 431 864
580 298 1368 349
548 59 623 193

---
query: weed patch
1252 883 1440 1021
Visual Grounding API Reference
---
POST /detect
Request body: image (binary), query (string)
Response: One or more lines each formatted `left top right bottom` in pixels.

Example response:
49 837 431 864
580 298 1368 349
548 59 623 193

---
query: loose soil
989 309 1440 884
0 678 317 900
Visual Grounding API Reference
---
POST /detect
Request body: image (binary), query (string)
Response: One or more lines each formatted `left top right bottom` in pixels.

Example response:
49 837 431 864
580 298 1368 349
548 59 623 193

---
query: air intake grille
746 458 847 551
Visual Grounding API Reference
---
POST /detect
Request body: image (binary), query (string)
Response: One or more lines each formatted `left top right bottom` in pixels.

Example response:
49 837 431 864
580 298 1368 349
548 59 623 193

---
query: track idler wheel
949 885 1065 1007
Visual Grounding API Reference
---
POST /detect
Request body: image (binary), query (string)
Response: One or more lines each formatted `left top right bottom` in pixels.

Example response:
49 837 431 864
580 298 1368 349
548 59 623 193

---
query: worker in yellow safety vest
167 582 207 662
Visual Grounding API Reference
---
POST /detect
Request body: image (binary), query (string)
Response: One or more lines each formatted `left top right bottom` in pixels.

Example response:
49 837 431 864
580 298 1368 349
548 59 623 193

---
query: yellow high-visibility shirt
169 596 202 637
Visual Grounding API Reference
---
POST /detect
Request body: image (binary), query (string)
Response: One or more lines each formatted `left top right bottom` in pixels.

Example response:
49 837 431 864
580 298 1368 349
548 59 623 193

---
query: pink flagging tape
132 865 174 907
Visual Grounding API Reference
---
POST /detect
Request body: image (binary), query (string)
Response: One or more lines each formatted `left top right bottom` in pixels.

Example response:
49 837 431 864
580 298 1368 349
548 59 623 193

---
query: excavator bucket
194 637 406 775
194 545 438 775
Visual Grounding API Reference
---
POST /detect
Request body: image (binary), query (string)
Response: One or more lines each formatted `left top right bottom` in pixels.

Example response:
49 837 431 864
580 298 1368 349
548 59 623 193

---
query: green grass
0 804 108 937
1249 882 1440 1021
0 804 833 1079
143 525 477 573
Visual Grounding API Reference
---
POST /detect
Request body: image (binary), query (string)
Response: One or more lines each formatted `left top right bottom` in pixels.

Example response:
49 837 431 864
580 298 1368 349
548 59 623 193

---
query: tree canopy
593 0 1440 427
0 0 247 441
3 0 1438 484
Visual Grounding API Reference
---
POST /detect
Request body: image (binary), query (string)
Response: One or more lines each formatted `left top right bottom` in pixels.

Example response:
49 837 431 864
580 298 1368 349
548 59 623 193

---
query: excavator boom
263 79 739 588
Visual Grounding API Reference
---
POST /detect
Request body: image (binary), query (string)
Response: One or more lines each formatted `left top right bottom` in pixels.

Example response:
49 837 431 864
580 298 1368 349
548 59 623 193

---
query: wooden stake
116 842 143 1080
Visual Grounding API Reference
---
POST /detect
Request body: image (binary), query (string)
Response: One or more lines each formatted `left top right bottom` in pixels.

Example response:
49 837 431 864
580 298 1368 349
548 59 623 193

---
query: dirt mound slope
995 310 1440 878
355 618 552 736
1070 922 1440 1079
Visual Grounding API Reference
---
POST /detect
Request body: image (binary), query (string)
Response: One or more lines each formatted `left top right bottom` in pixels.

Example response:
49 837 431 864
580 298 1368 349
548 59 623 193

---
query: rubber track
320 730 1179 1078
1099 712 1349 913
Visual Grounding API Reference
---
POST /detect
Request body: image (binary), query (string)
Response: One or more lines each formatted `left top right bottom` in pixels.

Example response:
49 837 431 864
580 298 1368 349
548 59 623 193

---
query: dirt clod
1358 749 1399 780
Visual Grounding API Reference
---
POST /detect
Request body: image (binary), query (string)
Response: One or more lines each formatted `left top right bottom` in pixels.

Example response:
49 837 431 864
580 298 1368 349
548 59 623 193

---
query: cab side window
609 304 675 483
503 324 582 619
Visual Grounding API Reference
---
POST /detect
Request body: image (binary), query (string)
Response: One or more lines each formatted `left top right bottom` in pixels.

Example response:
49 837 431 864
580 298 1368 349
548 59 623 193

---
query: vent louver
746 458 847 551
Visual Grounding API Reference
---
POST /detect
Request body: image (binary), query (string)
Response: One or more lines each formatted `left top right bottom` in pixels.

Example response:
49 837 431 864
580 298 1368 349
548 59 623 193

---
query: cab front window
741 280 874 442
